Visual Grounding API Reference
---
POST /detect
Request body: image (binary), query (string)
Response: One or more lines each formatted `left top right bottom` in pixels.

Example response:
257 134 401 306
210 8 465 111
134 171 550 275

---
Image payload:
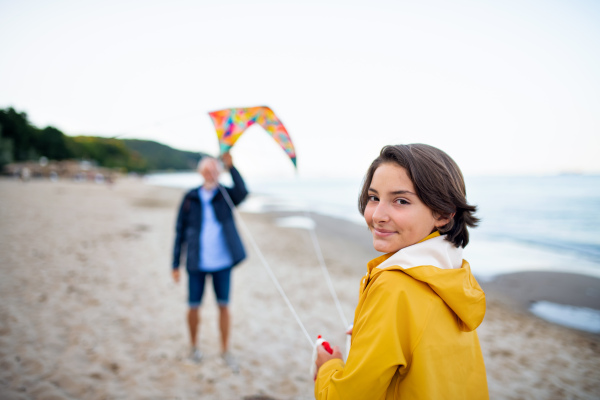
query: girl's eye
395 198 410 205
368 195 378 202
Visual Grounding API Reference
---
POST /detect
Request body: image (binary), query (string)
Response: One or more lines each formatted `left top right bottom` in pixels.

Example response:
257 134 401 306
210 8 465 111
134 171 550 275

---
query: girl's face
364 163 450 253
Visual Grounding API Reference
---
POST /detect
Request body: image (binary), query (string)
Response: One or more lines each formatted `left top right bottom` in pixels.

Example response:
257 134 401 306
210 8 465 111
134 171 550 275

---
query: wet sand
1 178 599 399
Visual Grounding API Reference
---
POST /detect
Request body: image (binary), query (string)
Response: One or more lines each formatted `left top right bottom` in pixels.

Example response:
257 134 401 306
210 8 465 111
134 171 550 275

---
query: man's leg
212 267 239 372
218 303 238 372
218 305 230 353
188 307 201 348
212 267 233 354
187 271 206 361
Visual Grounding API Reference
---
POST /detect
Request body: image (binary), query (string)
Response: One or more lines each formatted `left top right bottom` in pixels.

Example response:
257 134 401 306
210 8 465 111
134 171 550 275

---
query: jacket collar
365 232 485 332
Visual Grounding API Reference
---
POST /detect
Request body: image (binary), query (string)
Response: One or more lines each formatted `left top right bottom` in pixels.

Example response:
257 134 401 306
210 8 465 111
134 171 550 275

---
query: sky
1 0 599 179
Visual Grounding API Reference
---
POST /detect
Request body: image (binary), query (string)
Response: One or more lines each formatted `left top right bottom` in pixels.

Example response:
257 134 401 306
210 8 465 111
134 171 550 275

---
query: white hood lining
375 235 463 271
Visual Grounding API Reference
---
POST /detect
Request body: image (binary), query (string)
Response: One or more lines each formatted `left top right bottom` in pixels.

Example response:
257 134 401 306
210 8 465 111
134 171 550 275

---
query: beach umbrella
208 106 297 168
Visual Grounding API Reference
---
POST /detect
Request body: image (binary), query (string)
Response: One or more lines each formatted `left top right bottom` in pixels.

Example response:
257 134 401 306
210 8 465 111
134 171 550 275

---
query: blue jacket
172 166 248 272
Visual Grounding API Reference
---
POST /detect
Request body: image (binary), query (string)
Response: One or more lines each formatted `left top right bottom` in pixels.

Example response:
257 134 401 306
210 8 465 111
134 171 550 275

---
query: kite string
303 207 353 360
303 208 349 329
211 162 350 351
216 182 314 349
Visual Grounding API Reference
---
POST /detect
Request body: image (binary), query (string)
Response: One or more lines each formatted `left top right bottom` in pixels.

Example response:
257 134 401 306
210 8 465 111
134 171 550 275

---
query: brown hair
358 144 479 248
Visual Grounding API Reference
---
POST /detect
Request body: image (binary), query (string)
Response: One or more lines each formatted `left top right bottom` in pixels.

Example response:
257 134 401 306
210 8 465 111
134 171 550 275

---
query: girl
314 144 488 399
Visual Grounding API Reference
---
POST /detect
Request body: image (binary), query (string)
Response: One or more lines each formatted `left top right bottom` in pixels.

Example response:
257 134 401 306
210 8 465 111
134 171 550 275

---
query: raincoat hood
368 233 486 332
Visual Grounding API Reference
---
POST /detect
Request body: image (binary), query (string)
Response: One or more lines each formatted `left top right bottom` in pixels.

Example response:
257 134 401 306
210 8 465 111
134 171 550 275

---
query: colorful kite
208 106 297 167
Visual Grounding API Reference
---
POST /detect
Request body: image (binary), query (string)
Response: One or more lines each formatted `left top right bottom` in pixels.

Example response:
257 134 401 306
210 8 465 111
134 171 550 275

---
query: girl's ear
434 212 455 229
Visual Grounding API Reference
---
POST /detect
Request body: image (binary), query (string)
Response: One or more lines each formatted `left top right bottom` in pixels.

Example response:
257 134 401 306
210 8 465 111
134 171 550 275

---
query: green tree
0 127 14 167
0 107 38 161
67 136 149 172
122 139 204 171
0 107 205 173
36 126 73 160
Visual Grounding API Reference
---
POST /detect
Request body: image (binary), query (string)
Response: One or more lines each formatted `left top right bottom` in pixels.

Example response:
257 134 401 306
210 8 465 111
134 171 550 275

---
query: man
172 152 247 370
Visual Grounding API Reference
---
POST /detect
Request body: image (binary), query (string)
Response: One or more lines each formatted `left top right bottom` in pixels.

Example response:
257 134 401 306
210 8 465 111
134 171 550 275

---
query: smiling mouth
372 227 396 237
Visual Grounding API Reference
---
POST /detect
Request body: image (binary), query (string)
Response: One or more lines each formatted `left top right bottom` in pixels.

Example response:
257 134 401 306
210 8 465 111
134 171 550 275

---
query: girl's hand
315 345 343 376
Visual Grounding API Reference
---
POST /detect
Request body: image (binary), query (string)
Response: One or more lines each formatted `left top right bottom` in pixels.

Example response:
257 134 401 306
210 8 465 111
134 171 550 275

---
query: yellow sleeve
314 359 345 399
315 272 418 399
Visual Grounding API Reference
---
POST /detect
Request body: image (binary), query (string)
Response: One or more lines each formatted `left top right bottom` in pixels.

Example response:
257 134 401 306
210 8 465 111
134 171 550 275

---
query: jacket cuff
319 358 345 376
315 358 345 397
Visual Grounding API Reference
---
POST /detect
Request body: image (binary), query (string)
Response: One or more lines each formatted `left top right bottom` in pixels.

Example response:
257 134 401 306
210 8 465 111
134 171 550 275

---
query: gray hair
197 156 221 172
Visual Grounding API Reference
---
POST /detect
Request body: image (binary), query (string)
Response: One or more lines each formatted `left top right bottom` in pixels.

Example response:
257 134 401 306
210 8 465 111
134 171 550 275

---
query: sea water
146 172 600 332
146 172 600 275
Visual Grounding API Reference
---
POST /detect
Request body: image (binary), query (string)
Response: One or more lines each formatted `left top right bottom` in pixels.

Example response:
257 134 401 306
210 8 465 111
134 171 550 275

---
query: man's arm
172 195 188 270
227 166 248 206
221 153 248 206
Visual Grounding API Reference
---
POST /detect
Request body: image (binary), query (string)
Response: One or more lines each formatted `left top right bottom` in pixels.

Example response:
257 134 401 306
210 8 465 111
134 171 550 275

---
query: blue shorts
188 267 232 308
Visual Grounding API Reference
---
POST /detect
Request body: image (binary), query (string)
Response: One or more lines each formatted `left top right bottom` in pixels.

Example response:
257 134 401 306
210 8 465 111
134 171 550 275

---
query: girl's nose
372 202 390 223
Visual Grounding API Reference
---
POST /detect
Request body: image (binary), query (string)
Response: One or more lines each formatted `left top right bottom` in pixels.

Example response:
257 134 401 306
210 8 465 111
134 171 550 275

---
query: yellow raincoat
315 233 488 399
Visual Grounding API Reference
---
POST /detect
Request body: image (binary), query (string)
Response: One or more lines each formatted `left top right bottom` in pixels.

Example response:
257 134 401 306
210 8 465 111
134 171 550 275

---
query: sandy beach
1 178 599 400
